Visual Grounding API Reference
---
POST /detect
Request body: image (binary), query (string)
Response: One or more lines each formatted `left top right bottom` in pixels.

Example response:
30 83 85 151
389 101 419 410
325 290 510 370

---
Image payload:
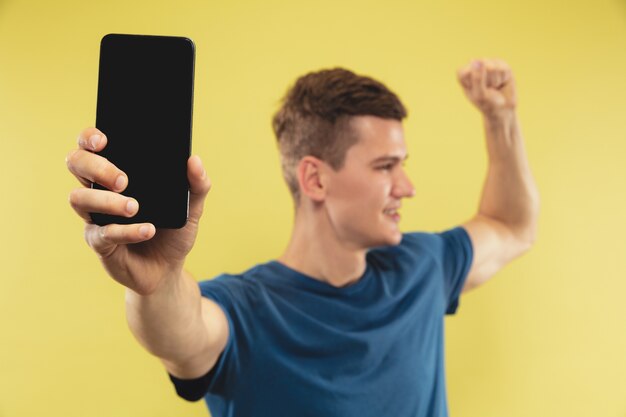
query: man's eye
377 164 394 171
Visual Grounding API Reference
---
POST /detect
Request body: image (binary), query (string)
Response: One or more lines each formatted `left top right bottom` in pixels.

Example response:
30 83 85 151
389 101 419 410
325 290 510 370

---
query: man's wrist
482 108 517 126
127 266 187 298
154 266 189 295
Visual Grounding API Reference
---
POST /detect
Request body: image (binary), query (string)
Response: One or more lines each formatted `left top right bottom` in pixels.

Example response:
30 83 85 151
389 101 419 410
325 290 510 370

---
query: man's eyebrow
370 154 409 164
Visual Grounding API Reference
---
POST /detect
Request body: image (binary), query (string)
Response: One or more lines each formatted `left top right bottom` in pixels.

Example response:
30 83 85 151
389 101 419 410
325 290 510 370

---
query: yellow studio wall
1 0 625 416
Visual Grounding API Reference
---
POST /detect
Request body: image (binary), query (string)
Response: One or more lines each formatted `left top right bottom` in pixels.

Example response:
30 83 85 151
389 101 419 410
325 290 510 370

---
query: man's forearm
477 111 540 244
125 269 210 365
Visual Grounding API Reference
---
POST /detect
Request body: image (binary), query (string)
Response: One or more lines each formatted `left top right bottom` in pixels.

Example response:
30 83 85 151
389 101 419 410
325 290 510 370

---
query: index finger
66 149 128 192
457 63 473 89
77 127 109 152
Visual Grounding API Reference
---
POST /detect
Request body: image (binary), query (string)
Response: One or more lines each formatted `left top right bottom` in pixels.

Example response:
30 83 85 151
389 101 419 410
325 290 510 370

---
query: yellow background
1 0 625 416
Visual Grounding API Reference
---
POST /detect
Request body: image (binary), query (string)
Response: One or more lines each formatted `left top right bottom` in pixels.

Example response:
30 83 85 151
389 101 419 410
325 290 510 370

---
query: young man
66 59 539 416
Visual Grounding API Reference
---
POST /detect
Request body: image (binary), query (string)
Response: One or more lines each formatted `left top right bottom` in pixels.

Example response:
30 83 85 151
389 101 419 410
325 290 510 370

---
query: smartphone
91 33 195 229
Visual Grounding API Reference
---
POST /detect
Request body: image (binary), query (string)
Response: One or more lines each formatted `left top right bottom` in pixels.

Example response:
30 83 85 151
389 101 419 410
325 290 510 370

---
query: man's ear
296 156 327 202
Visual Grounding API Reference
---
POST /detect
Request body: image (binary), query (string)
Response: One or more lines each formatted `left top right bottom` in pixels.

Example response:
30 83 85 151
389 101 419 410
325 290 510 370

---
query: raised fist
457 58 517 118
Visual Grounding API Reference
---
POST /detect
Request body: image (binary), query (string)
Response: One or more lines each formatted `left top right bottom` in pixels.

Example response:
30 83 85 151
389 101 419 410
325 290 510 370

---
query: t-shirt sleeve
168 366 218 402
167 277 237 401
435 226 474 315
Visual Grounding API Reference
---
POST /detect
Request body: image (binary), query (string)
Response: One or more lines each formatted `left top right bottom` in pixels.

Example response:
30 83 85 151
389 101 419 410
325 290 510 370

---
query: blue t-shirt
171 226 473 417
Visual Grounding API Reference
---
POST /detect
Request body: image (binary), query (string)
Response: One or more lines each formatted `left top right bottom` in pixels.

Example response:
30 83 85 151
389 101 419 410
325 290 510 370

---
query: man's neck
277 210 368 288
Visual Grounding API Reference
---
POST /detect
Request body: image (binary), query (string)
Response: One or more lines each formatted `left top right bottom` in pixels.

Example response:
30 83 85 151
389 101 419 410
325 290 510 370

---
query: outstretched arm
456 59 540 292
67 127 228 379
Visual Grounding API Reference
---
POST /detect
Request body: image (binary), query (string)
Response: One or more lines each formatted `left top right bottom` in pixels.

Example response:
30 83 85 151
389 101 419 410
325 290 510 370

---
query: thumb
187 155 212 223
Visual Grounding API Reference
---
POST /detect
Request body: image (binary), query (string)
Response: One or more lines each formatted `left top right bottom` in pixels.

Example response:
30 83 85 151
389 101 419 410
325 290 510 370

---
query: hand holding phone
67 126 212 294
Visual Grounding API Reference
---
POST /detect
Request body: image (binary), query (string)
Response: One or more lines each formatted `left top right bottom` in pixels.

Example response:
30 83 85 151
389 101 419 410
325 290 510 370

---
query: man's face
322 115 415 249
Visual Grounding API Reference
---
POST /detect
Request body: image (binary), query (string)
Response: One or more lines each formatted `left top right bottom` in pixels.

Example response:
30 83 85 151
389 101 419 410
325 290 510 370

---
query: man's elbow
509 203 540 255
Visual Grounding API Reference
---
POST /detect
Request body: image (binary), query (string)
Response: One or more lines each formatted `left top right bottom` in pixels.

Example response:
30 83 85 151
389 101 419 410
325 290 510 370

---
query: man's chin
368 232 403 249
387 232 403 246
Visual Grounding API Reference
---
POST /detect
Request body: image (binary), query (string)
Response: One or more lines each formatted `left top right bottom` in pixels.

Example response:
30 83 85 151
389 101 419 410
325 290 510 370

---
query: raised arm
456 59 541 292
66 127 228 378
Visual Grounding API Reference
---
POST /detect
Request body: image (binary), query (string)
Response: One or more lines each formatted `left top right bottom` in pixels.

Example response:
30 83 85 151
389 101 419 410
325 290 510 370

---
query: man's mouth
383 208 400 222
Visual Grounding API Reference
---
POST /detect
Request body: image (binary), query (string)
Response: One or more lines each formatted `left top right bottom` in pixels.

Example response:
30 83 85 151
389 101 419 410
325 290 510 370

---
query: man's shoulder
395 227 470 255
368 227 469 270
198 262 275 297
369 230 437 257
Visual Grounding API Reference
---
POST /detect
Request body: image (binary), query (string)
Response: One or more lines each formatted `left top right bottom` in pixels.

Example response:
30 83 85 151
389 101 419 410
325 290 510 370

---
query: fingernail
139 225 151 238
89 134 101 150
472 60 483 70
115 175 127 191
126 199 138 214
195 156 206 179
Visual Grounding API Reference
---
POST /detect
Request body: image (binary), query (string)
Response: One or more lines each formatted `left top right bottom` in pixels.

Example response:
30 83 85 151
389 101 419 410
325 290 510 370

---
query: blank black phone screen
91 33 194 229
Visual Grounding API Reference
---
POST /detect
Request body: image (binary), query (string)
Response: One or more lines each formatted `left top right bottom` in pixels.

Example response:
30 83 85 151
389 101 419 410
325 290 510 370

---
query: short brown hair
272 68 407 203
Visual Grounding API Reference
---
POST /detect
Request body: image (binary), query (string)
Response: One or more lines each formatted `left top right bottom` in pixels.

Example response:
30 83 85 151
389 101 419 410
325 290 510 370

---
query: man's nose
392 169 416 198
